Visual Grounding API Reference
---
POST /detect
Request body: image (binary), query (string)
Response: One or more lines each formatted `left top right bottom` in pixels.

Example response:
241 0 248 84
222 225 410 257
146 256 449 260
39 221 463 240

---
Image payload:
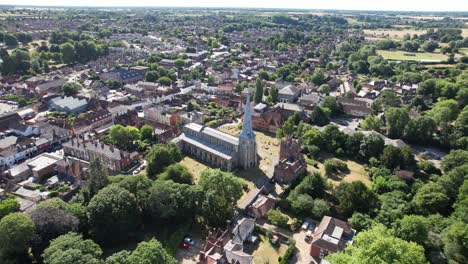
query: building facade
273 137 307 184
173 96 257 171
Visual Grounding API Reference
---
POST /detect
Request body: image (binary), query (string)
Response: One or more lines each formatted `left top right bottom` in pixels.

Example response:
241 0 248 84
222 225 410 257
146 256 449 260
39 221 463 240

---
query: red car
180 242 190 249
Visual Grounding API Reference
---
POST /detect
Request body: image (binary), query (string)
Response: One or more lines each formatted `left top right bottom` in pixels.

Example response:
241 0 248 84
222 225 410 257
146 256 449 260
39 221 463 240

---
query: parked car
301 221 309 230
305 230 312 241
184 237 195 246
180 242 190 249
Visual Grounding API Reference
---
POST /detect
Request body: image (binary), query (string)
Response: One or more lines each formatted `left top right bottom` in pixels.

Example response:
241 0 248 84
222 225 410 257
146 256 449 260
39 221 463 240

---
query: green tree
60 43 75 64
319 84 331 94
87 186 140 245
199 170 243 227
158 164 194 185
174 58 186 69
0 198 20 220
444 221 468 264
349 212 375 232
43 232 102 264
404 116 436 143
359 134 385 161
267 209 289 228
127 239 176 264
105 250 130 264
4 33 18 46
385 107 409 138
412 182 450 215
30 207 79 260
270 87 279 102
11 48 31 74
62 82 82 96
327 224 427 264
109 125 140 150
321 96 340 116
311 106 329 126
145 70 159 82
158 76 171 86
0 213 34 260
380 145 405 170
426 99 460 126
422 40 439 52
393 215 430 245
334 181 379 217
147 180 199 221
361 115 381 131
311 70 326 86
441 149 468 172
140 125 153 142
145 144 182 178
254 78 264 103
86 158 109 199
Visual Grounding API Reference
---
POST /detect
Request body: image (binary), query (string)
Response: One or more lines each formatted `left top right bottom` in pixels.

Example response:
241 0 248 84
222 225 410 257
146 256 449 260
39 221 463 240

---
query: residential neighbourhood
0 3 467 264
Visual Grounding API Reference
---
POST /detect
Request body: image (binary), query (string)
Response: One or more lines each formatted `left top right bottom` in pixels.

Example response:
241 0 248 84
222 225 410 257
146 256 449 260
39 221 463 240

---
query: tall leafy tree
60 43 75 64
254 78 264 103
87 186 140 245
199 170 243 227
0 213 35 260
333 181 379 217
43 232 102 264
392 215 430 246
385 107 409 138
0 198 20 220
30 207 79 260
145 144 182 178
127 239 176 264
327 225 427 264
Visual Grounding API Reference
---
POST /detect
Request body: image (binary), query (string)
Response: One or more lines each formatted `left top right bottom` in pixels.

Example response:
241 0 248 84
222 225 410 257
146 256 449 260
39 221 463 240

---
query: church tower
238 95 258 169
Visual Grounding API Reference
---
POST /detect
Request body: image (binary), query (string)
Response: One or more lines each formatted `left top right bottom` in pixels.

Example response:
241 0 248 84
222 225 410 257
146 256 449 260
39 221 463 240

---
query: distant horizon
2 0 468 13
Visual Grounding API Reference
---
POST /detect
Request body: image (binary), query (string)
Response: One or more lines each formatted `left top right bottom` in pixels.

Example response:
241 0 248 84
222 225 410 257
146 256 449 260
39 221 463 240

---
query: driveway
174 230 205 264
292 230 317 264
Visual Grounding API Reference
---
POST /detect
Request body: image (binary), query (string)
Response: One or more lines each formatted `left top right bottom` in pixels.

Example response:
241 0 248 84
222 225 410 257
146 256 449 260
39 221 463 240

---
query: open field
364 28 468 40
251 235 289 264
377 50 448 62
364 29 426 40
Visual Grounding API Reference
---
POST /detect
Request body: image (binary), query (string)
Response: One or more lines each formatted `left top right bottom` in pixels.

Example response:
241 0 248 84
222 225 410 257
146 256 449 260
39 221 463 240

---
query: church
173 96 258 171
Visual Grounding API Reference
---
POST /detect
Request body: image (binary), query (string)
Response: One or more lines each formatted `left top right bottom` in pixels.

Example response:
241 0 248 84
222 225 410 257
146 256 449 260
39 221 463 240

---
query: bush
164 222 191 256
278 240 296 264
324 159 348 175
267 209 289 228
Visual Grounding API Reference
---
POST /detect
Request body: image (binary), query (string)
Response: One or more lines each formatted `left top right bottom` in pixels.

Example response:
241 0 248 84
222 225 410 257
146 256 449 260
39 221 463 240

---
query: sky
2 0 468 12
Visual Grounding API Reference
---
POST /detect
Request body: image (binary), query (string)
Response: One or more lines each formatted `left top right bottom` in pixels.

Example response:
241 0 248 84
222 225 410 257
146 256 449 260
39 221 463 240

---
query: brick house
310 216 355 259
62 139 138 173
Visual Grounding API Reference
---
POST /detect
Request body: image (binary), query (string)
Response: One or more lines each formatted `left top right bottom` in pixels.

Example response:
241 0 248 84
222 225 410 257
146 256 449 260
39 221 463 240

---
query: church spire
240 95 255 139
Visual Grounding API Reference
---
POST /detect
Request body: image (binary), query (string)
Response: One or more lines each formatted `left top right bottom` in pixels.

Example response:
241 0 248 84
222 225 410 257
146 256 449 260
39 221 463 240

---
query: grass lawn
307 156 372 187
217 123 280 160
377 49 448 62
364 28 426 40
179 156 210 184
251 235 288 264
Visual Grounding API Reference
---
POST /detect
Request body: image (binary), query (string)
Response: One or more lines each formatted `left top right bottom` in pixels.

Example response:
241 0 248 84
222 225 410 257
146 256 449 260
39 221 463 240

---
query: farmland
377 49 449 62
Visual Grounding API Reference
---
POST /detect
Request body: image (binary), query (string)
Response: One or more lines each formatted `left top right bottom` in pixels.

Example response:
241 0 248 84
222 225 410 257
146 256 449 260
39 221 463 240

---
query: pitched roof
311 216 353 253
279 85 299 95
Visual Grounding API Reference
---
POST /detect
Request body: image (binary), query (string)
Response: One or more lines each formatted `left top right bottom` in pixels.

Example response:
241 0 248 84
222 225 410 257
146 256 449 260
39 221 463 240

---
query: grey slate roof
50 96 88 111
